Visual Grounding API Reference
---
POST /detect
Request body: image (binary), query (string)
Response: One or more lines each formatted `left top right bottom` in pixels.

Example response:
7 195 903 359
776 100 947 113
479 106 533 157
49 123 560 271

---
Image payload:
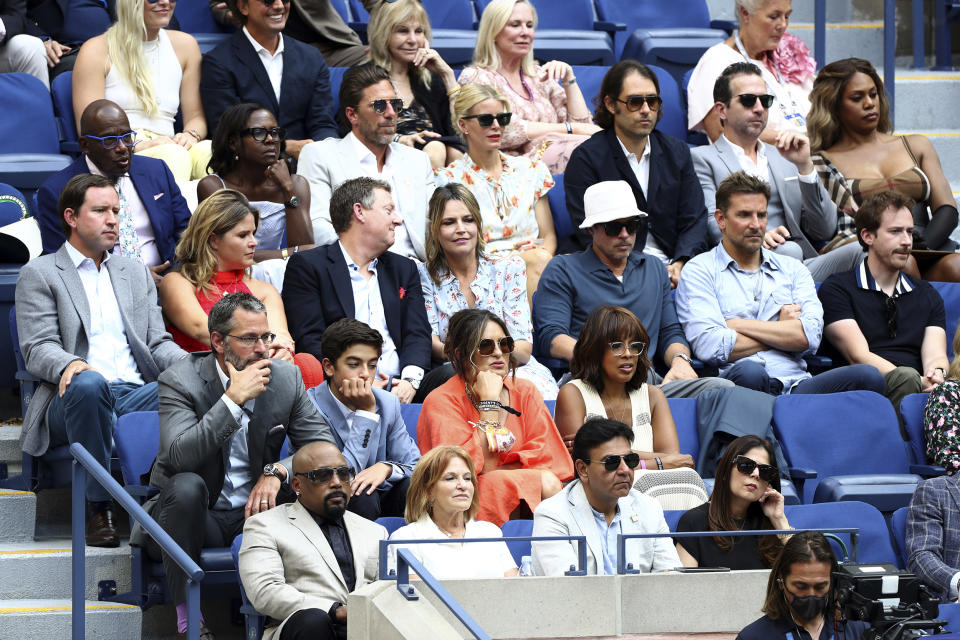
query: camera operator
737 531 871 640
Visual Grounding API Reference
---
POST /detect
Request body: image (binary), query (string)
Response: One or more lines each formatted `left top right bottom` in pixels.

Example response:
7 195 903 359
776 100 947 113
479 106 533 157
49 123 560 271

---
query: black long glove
925 204 959 250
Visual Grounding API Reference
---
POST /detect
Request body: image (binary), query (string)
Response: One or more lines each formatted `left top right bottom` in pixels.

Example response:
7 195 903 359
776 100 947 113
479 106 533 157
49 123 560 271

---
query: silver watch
263 463 284 480
672 352 693 365
403 377 421 391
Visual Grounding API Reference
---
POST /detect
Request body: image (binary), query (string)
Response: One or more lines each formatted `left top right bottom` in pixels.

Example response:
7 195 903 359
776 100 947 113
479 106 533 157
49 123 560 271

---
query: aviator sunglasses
476 337 515 356
368 98 404 114
461 112 513 127
616 95 662 111
734 455 779 485
584 453 641 472
295 466 355 484
737 93 775 109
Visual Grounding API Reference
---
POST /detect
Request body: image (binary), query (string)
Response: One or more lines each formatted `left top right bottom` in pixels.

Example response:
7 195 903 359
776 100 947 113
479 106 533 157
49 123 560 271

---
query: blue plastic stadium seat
114 411 161 500
0 74 73 190
231 535 265 640
594 0 729 60
773 391 932 511
475 0 619 41
548 173 575 248
901 393 933 468
570 65 610 115
50 72 79 155
931 282 960 359
623 31 726 90
648 64 687 141
663 509 684 531
376 516 407 535
785 501 897 564
889 505 909 569
400 403 421 443
500 518 534 566
172 1 232 53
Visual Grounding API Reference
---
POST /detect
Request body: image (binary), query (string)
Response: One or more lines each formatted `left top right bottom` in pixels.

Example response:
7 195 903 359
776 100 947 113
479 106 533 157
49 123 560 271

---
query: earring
233 153 239 160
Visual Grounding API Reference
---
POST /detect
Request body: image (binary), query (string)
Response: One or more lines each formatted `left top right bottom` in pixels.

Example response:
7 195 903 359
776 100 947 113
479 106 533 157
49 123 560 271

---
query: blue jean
47 370 158 502
721 360 886 396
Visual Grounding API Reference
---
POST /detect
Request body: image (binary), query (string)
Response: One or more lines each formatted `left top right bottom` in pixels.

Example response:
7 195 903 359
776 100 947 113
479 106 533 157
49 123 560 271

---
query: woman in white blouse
389 445 518 579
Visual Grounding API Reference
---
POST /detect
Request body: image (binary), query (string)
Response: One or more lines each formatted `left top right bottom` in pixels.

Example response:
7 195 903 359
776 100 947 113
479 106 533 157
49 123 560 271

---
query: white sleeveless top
104 29 182 137
568 379 653 452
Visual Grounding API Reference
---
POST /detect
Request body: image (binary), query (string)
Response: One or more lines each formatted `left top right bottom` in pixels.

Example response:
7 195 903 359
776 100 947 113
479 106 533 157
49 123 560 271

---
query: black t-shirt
675 503 769 570
818 267 945 372
737 614 870 640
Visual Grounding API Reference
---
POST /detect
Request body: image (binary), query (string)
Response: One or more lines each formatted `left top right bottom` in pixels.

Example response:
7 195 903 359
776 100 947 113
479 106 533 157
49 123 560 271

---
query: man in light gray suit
297 64 434 259
692 61 862 281
532 418 680 576
15 173 186 548
136 292 334 638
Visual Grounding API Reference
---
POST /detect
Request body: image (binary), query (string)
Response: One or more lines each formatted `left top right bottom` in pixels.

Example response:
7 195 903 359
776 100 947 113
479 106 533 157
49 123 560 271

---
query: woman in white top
389 445 518 579
687 0 815 143
72 0 210 182
554 305 694 471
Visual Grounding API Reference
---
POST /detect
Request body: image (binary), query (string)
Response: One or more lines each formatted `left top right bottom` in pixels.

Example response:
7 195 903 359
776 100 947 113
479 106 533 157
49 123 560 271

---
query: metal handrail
69 443 205 640
378 535 589 579
615 527 860 575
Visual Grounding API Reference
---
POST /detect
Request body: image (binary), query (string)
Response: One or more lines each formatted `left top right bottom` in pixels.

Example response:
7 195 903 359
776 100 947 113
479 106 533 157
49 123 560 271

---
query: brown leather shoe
85 509 120 547
176 622 215 640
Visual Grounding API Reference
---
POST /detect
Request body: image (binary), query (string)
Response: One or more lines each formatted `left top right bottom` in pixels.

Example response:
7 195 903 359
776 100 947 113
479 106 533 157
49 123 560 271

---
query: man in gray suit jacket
692 62 862 281
307 318 420 521
15 173 186 547
297 64 434 258
532 418 680 576
907 474 960 602
137 292 333 637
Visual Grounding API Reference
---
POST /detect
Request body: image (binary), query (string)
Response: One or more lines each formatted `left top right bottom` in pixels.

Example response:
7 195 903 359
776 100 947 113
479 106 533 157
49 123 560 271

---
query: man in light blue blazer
296 64 434 259
307 318 421 521
532 418 680 576
692 61 862 281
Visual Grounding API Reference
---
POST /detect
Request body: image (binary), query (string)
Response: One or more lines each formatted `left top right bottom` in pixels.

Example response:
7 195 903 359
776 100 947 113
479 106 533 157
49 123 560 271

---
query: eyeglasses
227 332 276 347
600 218 642 237
736 93 775 109
476 336 515 356
734 455 778 485
82 132 137 149
584 452 641 472
368 98 404 114
884 296 898 338
616 95 662 112
609 341 645 357
461 112 513 127
241 127 285 142
254 0 290 5
295 466 355 484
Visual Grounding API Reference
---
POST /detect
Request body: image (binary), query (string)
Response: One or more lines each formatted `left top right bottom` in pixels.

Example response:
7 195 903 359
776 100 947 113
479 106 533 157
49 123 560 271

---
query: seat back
662 509 685 531
231 534 266 639
900 393 930 465
667 397 699 461
931 282 960 359
527 0 596 31
173 1 231 34
889 505 909 569
785 501 897 564
421 0 476 29
500 518 534 566
594 0 711 30
376 516 407 535
773 391 910 502
114 411 160 486
400 403 422 443
547 173 575 244
330 0 351 23
50 72 78 153
0 74 62 154
570 65 610 116
648 64 687 141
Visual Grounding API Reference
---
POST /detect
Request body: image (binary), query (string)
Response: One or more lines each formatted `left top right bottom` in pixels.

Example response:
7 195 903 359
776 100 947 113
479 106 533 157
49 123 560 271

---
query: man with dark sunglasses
819 191 948 428
693 62 863 282
240 441 387 640
298 64 434 257
534 180 733 399
35 99 191 286
134 292 334 638
532 417 680 575
564 60 708 286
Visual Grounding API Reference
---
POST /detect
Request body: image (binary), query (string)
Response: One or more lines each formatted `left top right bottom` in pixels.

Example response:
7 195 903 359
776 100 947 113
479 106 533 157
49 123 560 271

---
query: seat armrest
594 20 627 33
709 19 737 34
910 464 947 478
788 467 817 496
15 371 42 383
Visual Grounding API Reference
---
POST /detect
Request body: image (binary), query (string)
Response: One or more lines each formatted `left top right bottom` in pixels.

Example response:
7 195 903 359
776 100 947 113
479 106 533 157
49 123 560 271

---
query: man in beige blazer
239 441 387 640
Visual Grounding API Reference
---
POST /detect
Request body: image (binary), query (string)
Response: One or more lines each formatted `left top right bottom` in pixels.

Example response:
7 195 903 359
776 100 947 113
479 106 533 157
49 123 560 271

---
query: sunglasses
609 341 645 357
737 93 776 109
734 455 779 485
476 336 514 356
461 112 513 127
241 126 285 142
226 332 276 347
368 98 404 114
295 466 355 484
145 0 177 3
601 218 642 237
584 452 641 472
884 296 898 338
83 131 137 150
616 95 662 112
253 0 290 4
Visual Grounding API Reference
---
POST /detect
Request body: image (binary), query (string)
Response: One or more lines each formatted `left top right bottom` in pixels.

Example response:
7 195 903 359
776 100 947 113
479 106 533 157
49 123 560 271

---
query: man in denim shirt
676 172 885 396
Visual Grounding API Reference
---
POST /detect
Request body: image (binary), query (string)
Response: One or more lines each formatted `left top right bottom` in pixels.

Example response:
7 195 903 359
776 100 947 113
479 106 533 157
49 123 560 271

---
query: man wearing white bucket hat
533 180 732 398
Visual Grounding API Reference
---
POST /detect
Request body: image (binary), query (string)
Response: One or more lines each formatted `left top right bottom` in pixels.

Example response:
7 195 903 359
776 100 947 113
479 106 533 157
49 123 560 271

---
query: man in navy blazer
201 0 338 160
283 177 432 404
564 60 708 287
35 100 190 282
307 318 420 521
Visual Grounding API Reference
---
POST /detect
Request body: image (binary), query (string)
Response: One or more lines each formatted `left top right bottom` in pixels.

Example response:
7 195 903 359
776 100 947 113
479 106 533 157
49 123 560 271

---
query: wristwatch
283 195 301 208
263 463 285 480
672 352 693 365
403 377 421 391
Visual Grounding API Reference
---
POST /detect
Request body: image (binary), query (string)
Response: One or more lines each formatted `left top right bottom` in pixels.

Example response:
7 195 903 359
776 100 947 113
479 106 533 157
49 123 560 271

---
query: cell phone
672 567 731 573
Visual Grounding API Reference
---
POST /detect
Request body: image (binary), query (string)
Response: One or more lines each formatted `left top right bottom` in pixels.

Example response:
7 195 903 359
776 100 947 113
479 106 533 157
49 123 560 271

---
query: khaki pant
885 366 923 437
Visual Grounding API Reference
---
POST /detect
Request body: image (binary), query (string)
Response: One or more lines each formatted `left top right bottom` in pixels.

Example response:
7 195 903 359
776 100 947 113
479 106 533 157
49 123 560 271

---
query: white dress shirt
722 134 817 184
242 27 284 102
85 156 161 267
388 516 517 579
64 243 143 385
616 134 669 263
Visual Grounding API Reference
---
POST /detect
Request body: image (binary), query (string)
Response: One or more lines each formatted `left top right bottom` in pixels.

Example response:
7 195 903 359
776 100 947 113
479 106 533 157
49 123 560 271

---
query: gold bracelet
281 247 289 260
185 129 202 141
446 84 461 97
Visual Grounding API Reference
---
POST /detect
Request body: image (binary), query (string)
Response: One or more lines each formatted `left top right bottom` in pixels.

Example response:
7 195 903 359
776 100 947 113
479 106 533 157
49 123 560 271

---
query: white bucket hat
578 180 647 229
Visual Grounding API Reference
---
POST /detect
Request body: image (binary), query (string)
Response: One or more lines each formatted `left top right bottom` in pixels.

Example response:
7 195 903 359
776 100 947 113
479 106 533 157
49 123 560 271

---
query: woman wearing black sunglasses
417 308 573 525
437 83 556 306
675 434 792 569
198 103 314 263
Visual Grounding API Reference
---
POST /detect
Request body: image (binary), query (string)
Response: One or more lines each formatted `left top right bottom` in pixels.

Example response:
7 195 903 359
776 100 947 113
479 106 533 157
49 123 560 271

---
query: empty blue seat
889 505 909 569
400 403 421 443
595 0 729 60
0 74 74 190
901 393 932 467
500 518 534 566
570 65 610 115
231 534 265 640
172 1 232 53
648 64 687 141
785 501 897 564
931 282 960 359
548 173 575 248
114 411 160 500
667 397 698 461
50 72 79 155
376 516 407 535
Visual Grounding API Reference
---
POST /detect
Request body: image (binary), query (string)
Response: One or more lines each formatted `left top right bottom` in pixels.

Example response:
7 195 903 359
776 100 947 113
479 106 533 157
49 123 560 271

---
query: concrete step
0 539 131 600
0 424 20 464
792 22 883 65
0 598 141 639
705 0 857 22
893 72 960 131
0 491 35 543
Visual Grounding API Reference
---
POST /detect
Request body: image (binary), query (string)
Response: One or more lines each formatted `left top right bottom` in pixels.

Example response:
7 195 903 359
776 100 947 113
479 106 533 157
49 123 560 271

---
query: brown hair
570 306 652 394
761 531 839 620
707 435 782 568
715 171 771 214
444 309 516 384
424 183 487 284
58 173 114 238
328 176 391 235
807 58 892 153
855 190 917 251
595 60 661 129
404 445 480 522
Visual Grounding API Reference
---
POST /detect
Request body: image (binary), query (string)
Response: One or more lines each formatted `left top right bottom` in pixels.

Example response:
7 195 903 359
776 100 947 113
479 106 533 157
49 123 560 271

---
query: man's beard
224 343 265 371
323 490 349 519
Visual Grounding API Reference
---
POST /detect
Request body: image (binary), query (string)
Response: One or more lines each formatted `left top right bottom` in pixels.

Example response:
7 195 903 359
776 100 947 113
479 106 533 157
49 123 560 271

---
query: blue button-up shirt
591 505 622 576
676 243 823 392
